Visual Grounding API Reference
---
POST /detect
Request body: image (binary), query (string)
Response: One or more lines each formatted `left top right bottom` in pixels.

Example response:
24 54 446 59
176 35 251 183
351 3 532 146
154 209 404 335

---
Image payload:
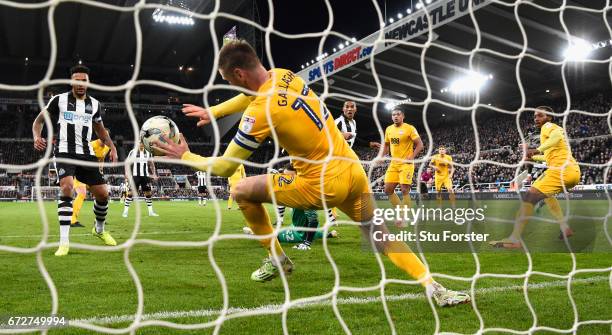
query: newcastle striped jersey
127 148 152 177
335 115 357 148
196 171 207 186
45 92 103 156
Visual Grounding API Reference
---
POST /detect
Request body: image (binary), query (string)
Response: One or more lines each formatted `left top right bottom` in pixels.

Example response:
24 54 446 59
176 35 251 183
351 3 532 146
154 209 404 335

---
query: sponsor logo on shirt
63 111 92 124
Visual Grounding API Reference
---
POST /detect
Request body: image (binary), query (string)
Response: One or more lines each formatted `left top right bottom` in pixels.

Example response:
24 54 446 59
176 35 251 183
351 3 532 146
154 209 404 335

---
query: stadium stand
1 91 610 199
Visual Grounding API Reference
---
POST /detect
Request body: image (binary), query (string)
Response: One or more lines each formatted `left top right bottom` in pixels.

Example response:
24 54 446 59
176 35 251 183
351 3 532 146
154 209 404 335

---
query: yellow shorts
532 164 581 196
269 161 374 222
434 175 453 191
384 163 414 185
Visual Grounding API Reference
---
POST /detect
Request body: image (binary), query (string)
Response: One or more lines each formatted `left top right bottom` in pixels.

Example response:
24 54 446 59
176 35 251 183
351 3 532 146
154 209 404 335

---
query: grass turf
0 199 610 334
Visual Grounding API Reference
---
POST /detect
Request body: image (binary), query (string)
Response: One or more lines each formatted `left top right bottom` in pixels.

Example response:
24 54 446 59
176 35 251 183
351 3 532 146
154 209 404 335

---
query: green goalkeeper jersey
277 208 325 243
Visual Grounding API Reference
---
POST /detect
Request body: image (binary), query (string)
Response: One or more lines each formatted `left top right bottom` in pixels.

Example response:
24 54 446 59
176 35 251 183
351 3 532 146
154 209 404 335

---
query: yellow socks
544 197 568 230
401 193 411 208
389 193 401 207
238 201 286 258
71 192 86 224
227 196 233 209
386 242 432 286
510 202 534 241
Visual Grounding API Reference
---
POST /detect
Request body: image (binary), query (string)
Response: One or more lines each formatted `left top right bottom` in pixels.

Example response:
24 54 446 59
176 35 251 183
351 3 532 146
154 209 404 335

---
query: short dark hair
70 64 90 76
535 105 555 121
218 40 260 73
392 108 404 114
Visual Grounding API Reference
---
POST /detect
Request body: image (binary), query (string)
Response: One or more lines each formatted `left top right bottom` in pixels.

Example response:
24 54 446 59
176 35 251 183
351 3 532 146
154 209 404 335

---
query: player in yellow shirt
71 135 110 227
429 146 456 206
382 109 423 210
153 40 469 306
227 163 246 210
490 107 581 249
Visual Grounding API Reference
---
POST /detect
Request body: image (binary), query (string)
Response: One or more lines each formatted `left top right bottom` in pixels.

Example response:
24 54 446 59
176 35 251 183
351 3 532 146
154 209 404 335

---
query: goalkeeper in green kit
243 164 338 250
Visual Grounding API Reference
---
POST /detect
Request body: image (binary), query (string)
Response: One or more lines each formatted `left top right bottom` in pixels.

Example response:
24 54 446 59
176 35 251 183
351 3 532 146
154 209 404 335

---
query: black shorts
419 182 429 194
132 176 151 192
54 154 105 186
197 186 207 194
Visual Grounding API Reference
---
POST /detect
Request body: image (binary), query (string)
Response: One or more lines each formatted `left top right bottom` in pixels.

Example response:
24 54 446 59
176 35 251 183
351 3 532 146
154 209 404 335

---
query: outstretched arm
153 135 251 178
182 94 255 127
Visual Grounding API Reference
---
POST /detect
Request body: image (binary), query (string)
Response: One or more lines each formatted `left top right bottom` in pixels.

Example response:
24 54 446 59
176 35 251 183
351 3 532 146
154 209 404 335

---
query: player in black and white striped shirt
335 100 358 148
122 143 159 217
195 171 208 206
32 65 118 256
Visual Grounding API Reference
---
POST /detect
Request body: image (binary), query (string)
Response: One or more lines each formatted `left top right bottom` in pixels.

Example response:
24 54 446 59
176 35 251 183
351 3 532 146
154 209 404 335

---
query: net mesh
0 0 610 334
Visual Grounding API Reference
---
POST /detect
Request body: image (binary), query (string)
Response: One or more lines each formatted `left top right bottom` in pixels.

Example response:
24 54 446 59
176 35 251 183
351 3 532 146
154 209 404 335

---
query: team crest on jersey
58 168 65 176
241 116 256 133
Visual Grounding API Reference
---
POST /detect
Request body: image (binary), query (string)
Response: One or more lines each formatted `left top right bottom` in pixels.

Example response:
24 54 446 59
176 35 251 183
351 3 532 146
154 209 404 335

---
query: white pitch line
72 276 609 326
0 231 206 239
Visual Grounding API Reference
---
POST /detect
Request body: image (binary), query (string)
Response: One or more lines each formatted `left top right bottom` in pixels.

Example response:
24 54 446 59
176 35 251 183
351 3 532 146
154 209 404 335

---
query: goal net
0 0 610 334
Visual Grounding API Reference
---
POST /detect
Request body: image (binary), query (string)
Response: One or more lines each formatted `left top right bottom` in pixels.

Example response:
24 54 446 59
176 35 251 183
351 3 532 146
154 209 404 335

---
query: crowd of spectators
1 92 609 198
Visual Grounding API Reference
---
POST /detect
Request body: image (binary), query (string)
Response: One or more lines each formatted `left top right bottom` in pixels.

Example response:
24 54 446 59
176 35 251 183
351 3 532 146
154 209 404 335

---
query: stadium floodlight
416 3 423 9
426 0 432 4
152 7 194 26
446 71 492 94
351 37 356 42
389 18 395 23
339 44 345 50
407 8 412 14
345 41 350 46
563 38 593 61
385 102 395 110
397 13 403 19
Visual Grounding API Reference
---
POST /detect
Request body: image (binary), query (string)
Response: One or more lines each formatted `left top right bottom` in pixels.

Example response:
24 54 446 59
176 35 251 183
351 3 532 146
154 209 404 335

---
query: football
139 115 180 156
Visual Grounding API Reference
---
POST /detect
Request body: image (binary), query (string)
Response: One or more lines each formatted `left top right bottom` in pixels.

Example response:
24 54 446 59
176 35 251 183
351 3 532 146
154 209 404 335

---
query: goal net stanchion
0 0 609 334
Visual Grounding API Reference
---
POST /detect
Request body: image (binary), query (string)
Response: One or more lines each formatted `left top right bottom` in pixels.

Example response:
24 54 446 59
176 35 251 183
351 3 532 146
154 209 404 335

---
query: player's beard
73 87 86 99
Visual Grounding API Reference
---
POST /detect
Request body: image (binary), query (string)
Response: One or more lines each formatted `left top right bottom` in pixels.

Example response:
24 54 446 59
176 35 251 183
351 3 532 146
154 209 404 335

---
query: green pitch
0 200 610 334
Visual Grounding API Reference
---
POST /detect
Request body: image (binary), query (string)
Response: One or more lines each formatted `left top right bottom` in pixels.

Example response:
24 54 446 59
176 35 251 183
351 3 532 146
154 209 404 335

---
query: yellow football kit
72 139 109 223
531 122 580 195
431 154 453 191
227 164 246 209
183 68 368 220
384 123 420 185
228 164 246 189
181 68 433 285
